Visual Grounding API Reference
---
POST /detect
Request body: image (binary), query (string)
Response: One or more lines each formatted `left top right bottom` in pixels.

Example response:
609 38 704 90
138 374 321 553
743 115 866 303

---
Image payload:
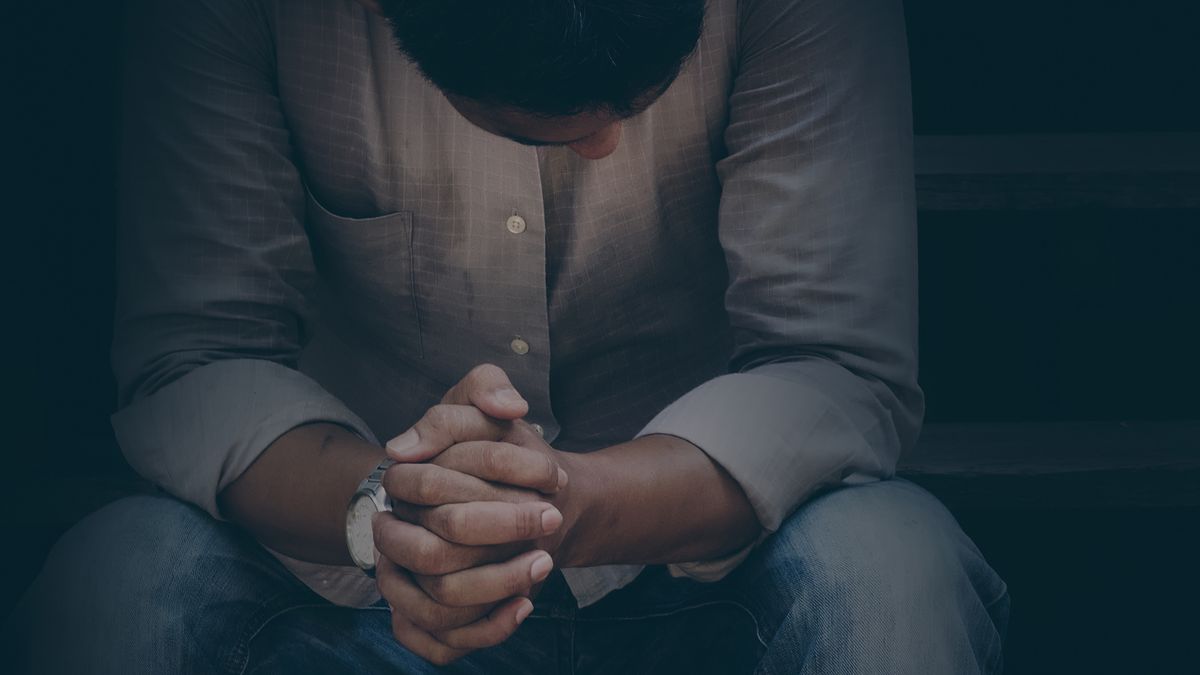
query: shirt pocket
303 185 424 361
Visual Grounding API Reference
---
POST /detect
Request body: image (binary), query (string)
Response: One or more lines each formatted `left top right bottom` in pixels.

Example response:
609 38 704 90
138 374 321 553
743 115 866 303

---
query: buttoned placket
499 149 560 445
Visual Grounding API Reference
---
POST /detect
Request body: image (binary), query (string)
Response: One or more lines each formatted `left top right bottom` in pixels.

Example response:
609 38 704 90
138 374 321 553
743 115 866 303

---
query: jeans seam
576 599 769 651
983 582 1010 613
981 586 1010 675
218 590 303 674
233 602 349 675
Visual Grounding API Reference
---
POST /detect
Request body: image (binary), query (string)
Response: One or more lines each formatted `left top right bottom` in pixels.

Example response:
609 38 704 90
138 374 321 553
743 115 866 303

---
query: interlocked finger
431 441 564 494
383 463 540 506
505 418 550 450
440 363 530 419
390 607 471 666
386 403 513 462
414 549 555 607
390 500 562 546
375 557 494 632
372 513 528 576
432 596 535 651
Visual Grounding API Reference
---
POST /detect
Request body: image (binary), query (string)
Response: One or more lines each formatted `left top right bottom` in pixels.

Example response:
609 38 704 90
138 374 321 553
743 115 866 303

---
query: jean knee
739 479 1007 673
13 494 306 675
771 479 1003 602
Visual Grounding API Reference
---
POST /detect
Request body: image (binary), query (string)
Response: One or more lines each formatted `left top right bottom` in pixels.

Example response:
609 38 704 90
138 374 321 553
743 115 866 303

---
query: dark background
6 1 1199 673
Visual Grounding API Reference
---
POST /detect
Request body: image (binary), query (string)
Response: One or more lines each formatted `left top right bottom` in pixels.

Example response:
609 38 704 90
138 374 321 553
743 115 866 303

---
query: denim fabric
7 477 1008 674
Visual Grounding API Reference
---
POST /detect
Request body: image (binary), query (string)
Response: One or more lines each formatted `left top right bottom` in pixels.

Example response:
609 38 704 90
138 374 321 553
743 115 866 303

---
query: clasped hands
372 364 582 665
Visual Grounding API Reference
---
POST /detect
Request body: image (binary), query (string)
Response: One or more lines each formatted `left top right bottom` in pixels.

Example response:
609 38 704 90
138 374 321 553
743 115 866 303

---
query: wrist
219 422 387 566
549 448 609 568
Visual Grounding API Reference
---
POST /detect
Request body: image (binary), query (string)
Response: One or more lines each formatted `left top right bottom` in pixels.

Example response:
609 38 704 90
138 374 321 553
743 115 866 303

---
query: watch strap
355 457 397 508
346 457 398 574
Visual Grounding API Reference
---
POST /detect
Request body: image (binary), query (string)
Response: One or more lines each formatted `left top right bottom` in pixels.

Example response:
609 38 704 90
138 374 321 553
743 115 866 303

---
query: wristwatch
345 457 397 577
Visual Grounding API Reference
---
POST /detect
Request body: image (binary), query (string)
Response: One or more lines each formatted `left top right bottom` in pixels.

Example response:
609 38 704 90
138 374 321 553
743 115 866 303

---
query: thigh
9 493 322 675
726 477 1010 674
570 477 1009 675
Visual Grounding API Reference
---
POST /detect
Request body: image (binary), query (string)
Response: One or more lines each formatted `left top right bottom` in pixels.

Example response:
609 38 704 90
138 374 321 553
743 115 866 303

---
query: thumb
441 363 529 420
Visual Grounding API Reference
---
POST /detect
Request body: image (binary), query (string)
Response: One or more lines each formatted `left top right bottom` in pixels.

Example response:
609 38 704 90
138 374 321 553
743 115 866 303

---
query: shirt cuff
665 529 771 582
111 358 379 522
634 358 898 580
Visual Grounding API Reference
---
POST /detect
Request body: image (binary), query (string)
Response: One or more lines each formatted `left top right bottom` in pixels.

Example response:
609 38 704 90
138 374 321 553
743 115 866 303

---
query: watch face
346 493 382 569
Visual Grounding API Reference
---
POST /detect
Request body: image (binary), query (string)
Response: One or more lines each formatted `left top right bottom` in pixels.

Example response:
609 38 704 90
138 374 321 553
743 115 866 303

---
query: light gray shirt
112 0 922 608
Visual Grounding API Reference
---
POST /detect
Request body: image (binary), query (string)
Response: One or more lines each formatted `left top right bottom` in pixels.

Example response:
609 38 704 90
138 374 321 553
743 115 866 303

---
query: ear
354 0 385 16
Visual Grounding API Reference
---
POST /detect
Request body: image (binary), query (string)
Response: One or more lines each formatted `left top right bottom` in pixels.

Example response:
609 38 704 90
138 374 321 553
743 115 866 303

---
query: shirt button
510 337 530 355
530 422 544 438
506 215 527 234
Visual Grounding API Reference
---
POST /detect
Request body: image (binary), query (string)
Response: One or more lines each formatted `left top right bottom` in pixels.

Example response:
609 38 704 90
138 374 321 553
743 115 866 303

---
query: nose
568 122 622 160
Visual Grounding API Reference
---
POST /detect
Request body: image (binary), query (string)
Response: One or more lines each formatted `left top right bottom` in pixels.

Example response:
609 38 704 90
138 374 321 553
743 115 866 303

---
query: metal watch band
356 457 397 503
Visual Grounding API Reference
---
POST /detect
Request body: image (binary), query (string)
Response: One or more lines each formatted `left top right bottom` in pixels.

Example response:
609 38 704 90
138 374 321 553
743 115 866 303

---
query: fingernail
385 429 420 458
515 598 534 625
495 387 526 407
540 506 563 534
557 467 569 490
530 552 554 584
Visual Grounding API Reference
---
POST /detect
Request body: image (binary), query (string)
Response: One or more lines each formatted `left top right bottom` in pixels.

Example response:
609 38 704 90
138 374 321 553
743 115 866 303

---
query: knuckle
439 629 484 651
410 536 442 576
386 467 419 502
472 362 504 384
375 566 399 602
513 488 542 504
408 604 444 632
422 574 451 604
487 616 518 646
413 595 459 632
495 484 540 504
505 568 530 597
412 468 444 504
481 443 506 477
514 420 542 446
373 520 398 558
513 505 540 538
426 404 454 429
430 542 460 576
453 606 488 629
415 600 448 629
390 612 414 644
438 507 467 542
538 453 557 487
410 471 433 503
436 632 466 650
381 464 404 496
406 612 436 633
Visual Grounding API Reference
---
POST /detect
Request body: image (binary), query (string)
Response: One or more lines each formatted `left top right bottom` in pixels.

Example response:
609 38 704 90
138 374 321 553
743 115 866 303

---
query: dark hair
378 0 707 118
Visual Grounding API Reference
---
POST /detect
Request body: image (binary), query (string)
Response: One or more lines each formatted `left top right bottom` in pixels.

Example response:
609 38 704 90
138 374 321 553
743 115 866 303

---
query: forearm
557 434 761 568
218 422 386 566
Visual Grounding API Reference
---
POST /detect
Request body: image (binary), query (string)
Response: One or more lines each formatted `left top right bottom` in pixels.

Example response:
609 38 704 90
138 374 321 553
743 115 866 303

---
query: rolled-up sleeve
635 0 924 580
111 0 376 522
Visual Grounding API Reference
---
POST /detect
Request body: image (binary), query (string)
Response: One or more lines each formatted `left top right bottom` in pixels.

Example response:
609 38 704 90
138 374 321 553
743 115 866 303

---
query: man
11 0 1009 672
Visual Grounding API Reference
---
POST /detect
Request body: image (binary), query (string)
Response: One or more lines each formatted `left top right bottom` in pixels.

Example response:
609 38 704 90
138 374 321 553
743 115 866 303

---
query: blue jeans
7 477 1008 674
